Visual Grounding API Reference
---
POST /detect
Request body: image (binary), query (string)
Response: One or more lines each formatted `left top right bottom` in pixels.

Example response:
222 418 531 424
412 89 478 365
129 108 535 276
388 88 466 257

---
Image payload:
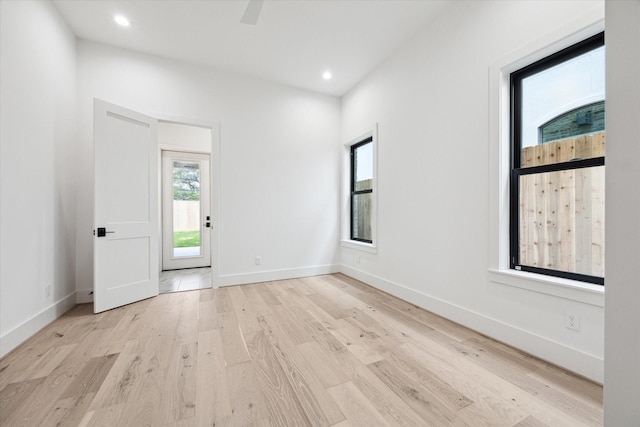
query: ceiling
52 0 450 97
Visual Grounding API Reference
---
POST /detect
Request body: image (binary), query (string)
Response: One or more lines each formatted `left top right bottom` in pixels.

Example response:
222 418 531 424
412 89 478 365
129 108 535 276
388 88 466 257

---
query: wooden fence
519 132 605 277
522 132 605 167
173 200 200 231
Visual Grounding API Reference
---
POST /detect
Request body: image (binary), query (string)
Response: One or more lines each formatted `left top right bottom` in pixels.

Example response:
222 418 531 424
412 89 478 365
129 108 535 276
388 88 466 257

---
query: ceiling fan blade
240 0 264 25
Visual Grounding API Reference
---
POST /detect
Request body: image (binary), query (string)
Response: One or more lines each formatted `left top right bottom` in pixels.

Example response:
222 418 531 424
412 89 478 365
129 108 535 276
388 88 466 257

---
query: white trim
153 114 222 289
488 14 605 298
342 124 378 249
210 124 222 288
219 264 340 287
340 239 377 254
340 265 603 383
157 144 211 155
489 269 604 307
0 292 77 358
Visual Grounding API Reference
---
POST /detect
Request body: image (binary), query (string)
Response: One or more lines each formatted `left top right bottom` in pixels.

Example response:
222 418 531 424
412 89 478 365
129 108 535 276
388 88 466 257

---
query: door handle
95 227 115 237
205 222 211 228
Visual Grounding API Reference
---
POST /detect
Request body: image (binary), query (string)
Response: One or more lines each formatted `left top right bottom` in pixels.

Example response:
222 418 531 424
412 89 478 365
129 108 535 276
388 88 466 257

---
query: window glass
354 142 373 191
352 193 372 242
350 139 373 243
520 46 605 167
518 166 604 277
511 33 604 285
172 161 201 257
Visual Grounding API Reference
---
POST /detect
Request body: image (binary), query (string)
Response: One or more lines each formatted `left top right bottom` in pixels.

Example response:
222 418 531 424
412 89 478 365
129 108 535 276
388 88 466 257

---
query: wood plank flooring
0 274 603 426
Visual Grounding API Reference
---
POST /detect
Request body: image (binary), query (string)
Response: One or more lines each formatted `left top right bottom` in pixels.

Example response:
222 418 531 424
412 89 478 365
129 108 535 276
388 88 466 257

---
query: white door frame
155 115 221 288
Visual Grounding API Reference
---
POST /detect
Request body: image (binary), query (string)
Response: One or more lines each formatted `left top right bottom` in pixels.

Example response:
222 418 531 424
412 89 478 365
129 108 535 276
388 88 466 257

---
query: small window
350 137 373 243
510 32 605 285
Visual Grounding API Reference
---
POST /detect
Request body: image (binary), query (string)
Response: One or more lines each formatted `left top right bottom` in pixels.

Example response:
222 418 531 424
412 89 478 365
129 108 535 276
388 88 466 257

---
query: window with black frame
510 32 605 285
350 137 373 243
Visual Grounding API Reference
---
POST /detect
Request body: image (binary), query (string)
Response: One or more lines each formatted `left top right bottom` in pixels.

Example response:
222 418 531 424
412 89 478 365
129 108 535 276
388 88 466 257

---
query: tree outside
173 162 200 201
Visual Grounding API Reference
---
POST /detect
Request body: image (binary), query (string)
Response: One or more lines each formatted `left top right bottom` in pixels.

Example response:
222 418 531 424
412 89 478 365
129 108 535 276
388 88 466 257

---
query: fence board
521 132 604 167
590 167 605 277
173 200 200 231
558 170 575 272
518 132 605 277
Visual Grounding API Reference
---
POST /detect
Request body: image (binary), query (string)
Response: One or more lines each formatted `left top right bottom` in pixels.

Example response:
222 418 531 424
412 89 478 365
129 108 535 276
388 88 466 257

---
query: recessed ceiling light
323 71 332 80
114 15 130 27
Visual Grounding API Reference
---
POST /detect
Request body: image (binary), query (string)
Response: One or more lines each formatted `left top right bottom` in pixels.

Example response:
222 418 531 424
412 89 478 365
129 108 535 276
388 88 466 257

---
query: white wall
0 0 77 356
158 122 212 154
604 1 640 424
340 1 605 381
76 41 341 296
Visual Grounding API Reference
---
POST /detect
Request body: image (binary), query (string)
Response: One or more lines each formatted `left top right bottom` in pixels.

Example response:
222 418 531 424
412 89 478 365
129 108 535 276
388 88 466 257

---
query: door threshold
160 267 212 294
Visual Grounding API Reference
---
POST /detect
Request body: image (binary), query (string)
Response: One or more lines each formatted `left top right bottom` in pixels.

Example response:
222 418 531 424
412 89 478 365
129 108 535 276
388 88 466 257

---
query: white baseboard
0 292 77 358
218 264 340 287
339 265 604 383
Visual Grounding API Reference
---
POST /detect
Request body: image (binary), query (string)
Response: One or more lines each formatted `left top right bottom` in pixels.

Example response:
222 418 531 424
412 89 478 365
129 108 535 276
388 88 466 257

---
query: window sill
340 240 377 254
488 268 604 307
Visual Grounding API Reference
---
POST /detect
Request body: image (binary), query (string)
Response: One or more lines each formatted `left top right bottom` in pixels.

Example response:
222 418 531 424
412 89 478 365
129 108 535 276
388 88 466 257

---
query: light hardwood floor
0 274 603 426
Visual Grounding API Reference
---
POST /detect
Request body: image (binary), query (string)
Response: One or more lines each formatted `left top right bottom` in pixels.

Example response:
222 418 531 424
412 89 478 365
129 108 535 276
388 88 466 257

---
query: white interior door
162 151 211 270
94 99 159 313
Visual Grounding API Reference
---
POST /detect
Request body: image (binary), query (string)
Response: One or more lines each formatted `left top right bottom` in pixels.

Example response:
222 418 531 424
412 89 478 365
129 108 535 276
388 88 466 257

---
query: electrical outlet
45 283 51 297
565 312 580 332
255 256 262 266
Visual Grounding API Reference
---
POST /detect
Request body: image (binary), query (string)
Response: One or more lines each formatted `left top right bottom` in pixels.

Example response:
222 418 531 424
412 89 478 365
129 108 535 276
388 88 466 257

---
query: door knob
96 227 115 237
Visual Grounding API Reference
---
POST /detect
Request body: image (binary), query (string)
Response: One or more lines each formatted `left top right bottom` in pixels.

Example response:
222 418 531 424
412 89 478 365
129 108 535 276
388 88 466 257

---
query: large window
510 33 605 285
350 137 373 243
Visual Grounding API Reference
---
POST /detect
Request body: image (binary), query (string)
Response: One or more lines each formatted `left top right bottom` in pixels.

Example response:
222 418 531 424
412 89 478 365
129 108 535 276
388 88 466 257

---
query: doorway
157 120 219 295
161 150 211 271
94 104 220 311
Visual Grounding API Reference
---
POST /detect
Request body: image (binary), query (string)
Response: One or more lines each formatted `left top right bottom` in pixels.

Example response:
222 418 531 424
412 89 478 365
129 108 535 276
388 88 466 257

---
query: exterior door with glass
162 151 211 270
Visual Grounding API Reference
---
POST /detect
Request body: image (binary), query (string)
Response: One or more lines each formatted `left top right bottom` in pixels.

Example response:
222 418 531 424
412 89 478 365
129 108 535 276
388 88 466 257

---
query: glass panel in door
172 160 201 258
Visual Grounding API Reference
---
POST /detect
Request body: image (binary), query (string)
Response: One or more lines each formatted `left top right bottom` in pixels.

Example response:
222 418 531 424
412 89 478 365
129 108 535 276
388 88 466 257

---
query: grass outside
173 230 200 248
